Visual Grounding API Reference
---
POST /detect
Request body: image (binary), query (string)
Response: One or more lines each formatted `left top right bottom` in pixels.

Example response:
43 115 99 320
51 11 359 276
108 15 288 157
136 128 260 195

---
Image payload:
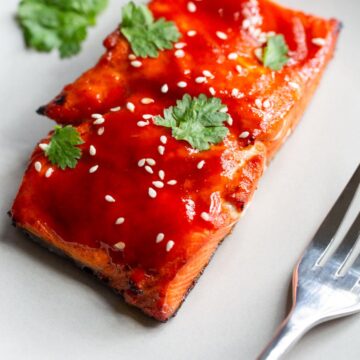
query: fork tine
310 165 360 261
331 212 360 274
348 220 360 276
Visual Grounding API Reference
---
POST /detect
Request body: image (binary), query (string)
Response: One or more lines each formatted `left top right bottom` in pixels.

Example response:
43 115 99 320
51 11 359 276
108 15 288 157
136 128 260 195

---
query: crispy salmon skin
11 0 340 321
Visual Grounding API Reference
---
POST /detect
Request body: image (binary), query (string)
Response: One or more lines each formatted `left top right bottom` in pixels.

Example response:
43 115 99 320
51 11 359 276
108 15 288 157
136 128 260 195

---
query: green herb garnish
154 94 230 151
44 125 84 169
262 34 289 71
17 0 108 58
120 1 181 58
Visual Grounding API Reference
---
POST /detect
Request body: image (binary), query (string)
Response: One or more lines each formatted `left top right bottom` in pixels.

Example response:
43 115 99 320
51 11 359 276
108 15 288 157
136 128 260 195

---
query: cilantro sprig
154 94 230 151
17 0 108 58
44 125 84 169
262 34 289 71
120 2 181 58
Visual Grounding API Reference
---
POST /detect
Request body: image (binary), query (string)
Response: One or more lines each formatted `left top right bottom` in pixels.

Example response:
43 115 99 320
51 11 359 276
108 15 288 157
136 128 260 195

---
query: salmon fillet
11 0 340 321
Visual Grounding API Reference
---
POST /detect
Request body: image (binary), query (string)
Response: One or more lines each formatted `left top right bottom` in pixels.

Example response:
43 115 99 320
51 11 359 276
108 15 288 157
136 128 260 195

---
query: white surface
1 1 359 359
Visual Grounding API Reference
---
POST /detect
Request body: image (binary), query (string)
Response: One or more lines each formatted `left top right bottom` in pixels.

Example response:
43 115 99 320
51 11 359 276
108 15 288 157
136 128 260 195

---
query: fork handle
257 312 314 360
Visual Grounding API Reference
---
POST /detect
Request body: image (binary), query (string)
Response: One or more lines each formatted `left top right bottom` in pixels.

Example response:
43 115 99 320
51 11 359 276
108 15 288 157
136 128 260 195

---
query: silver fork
258 164 360 360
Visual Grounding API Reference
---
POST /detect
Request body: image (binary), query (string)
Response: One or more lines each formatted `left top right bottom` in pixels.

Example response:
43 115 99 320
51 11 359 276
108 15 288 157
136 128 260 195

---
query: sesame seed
97 127 105 136
141 98 155 104
233 90 244 99
128 54 136 60
45 168 54 178
232 88 239 97
148 187 157 198
156 233 165 243
197 160 205 169
209 87 216 96
145 166 154 174
131 60 142 68
153 181 164 188
159 170 165 180
105 195 116 203
227 115 233 126
184 69 191 75
158 145 165 155
89 145 96 156
255 98 263 108
187 30 197 37
34 161 42 172
110 106 121 112
187 1 196 12
89 165 99 173
39 143 49 151
228 52 238 60
312 38 326 46
177 81 187 88
137 121 149 127
175 42 187 49
160 135 167 144
242 19 251 29
239 131 250 139
195 76 207 84
114 242 126 250
250 27 261 38
138 159 146 167
143 114 153 120
236 65 243 74
200 212 211 221
263 99 271 109
146 158 156 166
126 102 135 112
166 240 175 252
91 114 102 119
203 70 214 78
216 31 228 40
288 81 300 90
175 49 185 58
167 180 177 185
115 217 125 225
93 117 105 125
161 84 169 93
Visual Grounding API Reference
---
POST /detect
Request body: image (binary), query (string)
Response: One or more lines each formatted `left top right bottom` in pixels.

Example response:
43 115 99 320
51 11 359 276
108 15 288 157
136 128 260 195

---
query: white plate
1 1 359 359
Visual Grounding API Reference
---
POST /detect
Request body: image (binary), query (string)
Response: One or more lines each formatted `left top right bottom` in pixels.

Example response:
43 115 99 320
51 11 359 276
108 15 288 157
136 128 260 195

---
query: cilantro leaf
44 125 84 169
17 0 108 58
154 94 230 151
262 34 289 71
120 2 181 58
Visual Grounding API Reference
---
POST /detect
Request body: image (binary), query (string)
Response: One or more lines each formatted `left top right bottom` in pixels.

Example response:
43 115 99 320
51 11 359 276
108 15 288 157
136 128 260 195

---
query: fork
258 164 360 360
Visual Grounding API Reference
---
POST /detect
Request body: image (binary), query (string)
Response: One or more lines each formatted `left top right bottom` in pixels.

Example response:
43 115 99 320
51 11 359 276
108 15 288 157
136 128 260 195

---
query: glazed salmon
11 0 340 321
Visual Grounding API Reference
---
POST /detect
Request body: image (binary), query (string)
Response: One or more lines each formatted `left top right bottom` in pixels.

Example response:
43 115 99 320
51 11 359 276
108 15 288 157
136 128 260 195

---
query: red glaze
12 113 263 273
13 0 340 320
40 0 340 159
